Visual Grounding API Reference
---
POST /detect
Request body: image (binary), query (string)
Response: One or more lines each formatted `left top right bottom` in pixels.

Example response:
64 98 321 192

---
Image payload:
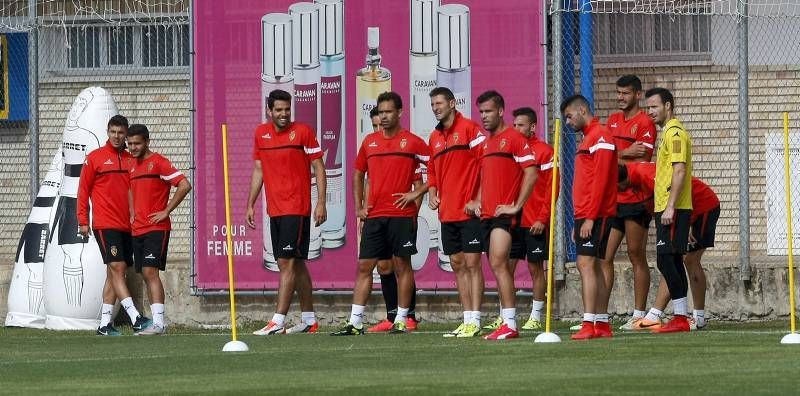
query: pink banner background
193 1 545 290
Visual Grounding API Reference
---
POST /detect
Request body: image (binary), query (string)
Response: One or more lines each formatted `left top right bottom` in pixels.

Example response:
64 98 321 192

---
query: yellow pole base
222 340 250 352
534 332 561 343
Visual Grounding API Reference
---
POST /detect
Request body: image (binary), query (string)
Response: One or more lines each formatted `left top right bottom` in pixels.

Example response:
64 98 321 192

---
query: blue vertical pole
579 0 594 111
561 0 576 262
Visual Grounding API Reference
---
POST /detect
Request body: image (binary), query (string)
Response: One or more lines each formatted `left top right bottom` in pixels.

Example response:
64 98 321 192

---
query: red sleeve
637 117 657 159
534 148 555 223
304 126 324 161
77 156 95 226
469 125 486 158
426 137 437 189
252 126 261 160
158 156 186 187
589 137 616 219
414 165 423 182
354 141 368 173
415 137 431 168
513 137 535 169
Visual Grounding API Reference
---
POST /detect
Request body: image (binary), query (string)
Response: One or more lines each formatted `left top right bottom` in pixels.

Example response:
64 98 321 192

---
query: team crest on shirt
453 133 460 143
400 138 408 149
147 162 154 172
289 131 296 141
110 245 118 257
500 139 507 149
630 124 638 136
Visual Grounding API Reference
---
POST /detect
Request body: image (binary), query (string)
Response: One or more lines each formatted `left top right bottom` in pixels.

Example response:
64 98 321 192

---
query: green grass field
2 321 800 395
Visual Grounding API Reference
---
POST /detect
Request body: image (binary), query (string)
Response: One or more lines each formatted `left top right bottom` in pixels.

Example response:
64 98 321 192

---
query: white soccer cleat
136 323 166 336
253 321 285 336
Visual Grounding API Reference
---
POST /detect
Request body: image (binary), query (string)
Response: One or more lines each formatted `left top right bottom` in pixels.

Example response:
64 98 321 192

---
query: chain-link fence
547 0 800 282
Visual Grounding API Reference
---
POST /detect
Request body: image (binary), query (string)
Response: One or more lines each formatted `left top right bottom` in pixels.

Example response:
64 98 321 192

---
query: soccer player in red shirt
472 91 537 340
618 162 720 330
561 95 618 340
127 124 192 335
332 91 429 335
509 107 557 331
247 89 327 336
602 75 658 331
77 115 150 335
425 87 486 338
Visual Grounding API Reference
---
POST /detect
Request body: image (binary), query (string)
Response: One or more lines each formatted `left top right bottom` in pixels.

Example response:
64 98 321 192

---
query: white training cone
534 332 562 343
780 333 800 344
222 340 250 352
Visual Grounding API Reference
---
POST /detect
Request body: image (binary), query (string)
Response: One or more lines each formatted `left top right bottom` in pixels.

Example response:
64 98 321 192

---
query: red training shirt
479 127 535 220
427 112 485 223
608 110 656 204
573 117 618 220
252 122 323 217
521 135 558 228
355 129 430 218
130 152 187 236
625 162 720 220
77 140 133 231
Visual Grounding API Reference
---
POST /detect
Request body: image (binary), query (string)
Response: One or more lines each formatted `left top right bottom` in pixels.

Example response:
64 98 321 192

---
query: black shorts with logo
133 230 170 272
440 218 483 255
610 201 653 232
524 229 549 263
95 229 133 266
574 217 613 259
481 216 517 254
270 215 311 260
688 206 720 253
510 227 527 260
655 209 692 256
359 217 417 260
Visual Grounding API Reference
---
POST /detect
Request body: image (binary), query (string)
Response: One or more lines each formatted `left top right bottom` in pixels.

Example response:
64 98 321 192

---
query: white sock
583 313 596 323
471 311 481 326
501 308 516 330
595 313 609 323
271 313 286 327
463 311 470 325
673 297 688 316
120 297 139 323
100 304 114 327
349 304 365 327
531 300 545 321
151 303 165 327
301 311 316 326
633 309 646 319
693 309 705 326
645 308 663 322
395 307 409 323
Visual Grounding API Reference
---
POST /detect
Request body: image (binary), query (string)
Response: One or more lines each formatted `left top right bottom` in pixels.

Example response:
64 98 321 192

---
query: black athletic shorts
95 229 133 266
481 217 517 254
524 228 549 263
610 201 653 232
270 215 311 260
574 217 613 259
688 206 720 253
133 230 170 272
440 218 483 255
359 217 417 260
654 209 692 256
510 227 527 260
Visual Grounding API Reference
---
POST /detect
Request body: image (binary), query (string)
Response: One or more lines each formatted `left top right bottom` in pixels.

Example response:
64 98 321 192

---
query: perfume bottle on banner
410 0 442 270
314 0 346 249
289 2 323 260
437 4 471 118
260 13 294 271
356 27 391 149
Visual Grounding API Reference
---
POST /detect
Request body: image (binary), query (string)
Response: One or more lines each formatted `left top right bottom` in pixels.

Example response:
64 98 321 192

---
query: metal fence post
552 8 566 281
738 1 751 282
27 0 38 204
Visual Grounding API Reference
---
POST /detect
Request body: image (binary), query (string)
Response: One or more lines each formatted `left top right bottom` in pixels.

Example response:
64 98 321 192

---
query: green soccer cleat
389 321 407 334
443 323 466 338
482 316 502 331
456 323 481 338
96 324 121 336
521 317 543 330
569 323 583 331
330 323 364 336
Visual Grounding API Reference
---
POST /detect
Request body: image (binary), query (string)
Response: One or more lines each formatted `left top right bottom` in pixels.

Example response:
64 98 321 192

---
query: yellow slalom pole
783 113 796 334
544 119 562 334
221 123 248 352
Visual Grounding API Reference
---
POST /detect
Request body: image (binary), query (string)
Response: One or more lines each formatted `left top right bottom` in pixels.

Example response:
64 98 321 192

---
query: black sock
380 273 398 322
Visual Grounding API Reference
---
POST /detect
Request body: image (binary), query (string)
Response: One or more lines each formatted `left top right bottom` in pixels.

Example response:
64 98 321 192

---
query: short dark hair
369 106 380 118
616 75 642 92
127 124 150 140
560 94 590 114
429 86 455 102
267 89 292 110
476 90 504 109
376 91 403 110
107 115 129 130
644 87 675 109
512 107 537 124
